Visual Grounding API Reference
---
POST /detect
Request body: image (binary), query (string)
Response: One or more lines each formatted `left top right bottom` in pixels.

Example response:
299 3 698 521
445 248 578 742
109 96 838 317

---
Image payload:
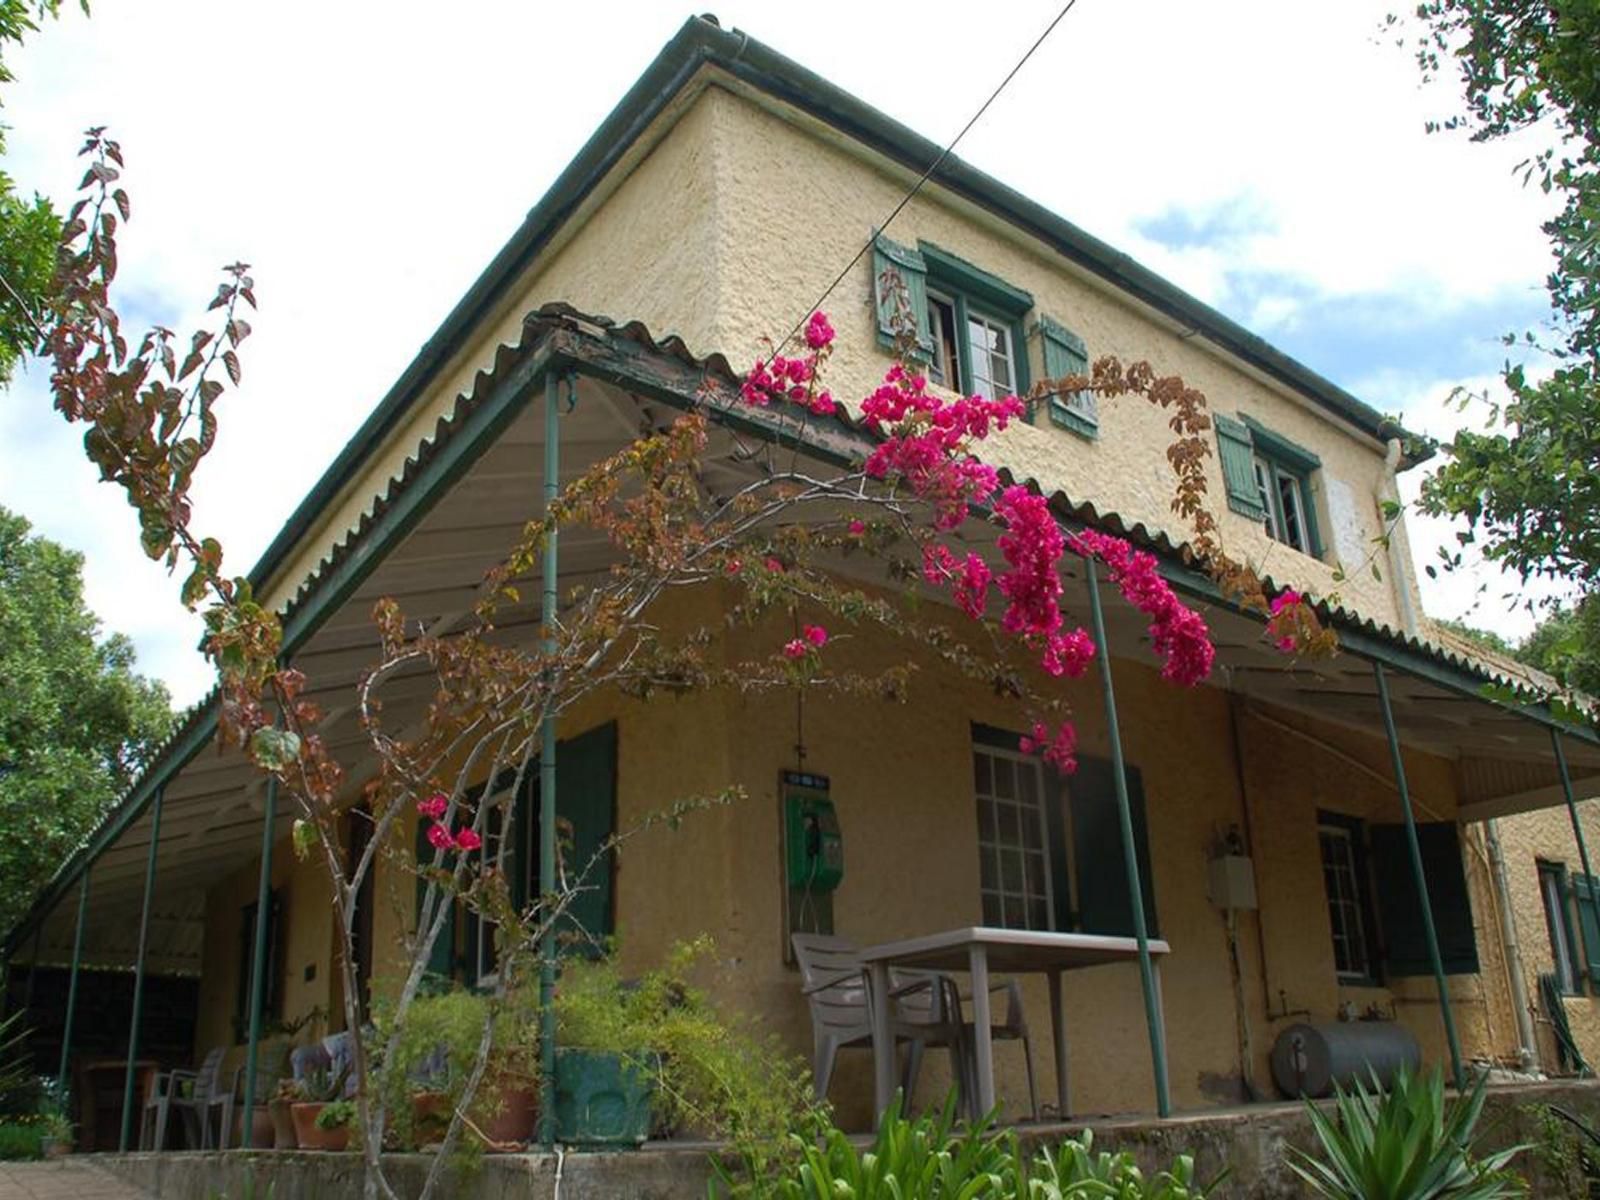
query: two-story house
10 14 1600 1139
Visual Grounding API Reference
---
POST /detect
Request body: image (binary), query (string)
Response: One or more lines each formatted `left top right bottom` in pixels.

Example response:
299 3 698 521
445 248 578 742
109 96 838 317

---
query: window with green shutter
871 234 934 360
1369 821 1479 977
1035 315 1096 439
234 890 283 1043
1215 413 1324 558
1572 873 1600 989
969 727 1159 938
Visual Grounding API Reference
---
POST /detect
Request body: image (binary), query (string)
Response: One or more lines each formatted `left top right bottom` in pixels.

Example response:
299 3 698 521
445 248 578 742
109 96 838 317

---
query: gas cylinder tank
1270 1021 1422 1098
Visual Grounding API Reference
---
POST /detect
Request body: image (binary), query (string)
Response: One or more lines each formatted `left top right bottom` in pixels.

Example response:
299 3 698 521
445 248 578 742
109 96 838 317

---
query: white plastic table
858 926 1171 1121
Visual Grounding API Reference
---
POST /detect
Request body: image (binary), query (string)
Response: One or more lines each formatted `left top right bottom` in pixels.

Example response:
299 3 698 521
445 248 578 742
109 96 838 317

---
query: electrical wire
759 0 1083 366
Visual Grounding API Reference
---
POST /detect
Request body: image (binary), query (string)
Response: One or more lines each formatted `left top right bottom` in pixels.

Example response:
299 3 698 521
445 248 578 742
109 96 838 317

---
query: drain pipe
1484 817 1537 1068
1378 438 1421 638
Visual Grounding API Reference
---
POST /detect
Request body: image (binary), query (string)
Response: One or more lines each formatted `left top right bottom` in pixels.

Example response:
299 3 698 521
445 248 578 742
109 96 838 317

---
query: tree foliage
1401 2 1600 596
0 1 73 384
1519 597 1600 696
0 504 172 934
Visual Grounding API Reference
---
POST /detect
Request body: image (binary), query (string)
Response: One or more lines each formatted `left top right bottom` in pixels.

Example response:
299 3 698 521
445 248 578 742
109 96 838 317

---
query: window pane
974 752 993 796
1318 824 1370 980
1001 848 1022 892
1253 459 1279 540
1004 896 1024 928
977 798 996 843
1276 469 1306 551
967 315 1014 401
983 893 1002 926
994 757 1016 801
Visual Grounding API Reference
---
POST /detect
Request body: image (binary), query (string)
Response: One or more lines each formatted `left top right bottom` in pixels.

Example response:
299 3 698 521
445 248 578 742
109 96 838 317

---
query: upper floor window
872 236 1031 401
1255 452 1313 553
1216 413 1324 558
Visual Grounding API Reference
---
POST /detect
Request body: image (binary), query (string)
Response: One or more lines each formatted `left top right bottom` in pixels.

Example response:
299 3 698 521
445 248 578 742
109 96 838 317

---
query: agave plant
731 1092 1020 1199
1028 1128 1222 1199
1289 1066 1526 1200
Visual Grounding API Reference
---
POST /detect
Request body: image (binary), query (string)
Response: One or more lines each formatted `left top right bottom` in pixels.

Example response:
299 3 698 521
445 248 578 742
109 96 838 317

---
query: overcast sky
0 1 1567 708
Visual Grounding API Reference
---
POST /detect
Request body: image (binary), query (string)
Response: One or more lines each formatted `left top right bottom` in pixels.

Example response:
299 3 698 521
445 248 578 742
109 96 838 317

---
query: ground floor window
971 725 1158 937
1317 812 1374 982
1541 860 1583 994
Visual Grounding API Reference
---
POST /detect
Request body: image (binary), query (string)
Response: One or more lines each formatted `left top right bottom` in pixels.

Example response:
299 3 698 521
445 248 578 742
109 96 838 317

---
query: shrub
1290 1067 1526 1200
0 1120 44 1161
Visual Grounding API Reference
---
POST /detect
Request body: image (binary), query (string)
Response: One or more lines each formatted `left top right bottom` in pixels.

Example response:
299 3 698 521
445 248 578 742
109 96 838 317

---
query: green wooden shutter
415 819 456 982
872 234 933 359
1067 757 1158 938
540 721 619 954
1369 821 1479 977
1214 413 1267 521
1573 875 1600 986
1035 315 1095 438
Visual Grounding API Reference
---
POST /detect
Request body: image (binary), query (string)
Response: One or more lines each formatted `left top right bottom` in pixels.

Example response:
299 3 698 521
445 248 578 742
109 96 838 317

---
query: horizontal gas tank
1270 1021 1421 1098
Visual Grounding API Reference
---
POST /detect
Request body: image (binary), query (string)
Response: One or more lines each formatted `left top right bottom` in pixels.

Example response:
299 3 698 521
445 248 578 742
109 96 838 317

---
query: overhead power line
762 0 1082 364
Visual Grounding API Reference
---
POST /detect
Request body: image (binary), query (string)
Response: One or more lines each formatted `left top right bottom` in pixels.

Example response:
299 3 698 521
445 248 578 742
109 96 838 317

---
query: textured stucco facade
260 77 1421 638
193 581 1527 1124
1493 798 1600 1070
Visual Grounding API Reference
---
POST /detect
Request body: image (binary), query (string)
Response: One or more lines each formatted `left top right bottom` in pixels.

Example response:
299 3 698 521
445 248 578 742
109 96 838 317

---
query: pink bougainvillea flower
804 310 835 350
782 638 807 660
848 519 866 537
426 823 454 851
808 391 836 417
803 624 828 647
454 828 483 853
1018 720 1079 774
1069 529 1214 686
1268 588 1303 652
764 556 785 574
416 793 448 820
724 558 742 575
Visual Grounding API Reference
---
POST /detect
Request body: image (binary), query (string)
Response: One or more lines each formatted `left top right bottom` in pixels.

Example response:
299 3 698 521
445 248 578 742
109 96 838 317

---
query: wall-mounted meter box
1207 853 1258 911
783 771 843 891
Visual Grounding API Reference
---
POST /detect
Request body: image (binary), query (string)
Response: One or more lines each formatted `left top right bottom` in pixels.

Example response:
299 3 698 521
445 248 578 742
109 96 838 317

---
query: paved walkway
0 1161 149 1200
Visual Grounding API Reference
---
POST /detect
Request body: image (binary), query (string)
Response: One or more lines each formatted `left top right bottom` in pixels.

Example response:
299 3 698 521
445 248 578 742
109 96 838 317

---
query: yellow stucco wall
208 578 1512 1123
193 830 338 1078
1494 800 1600 1071
261 76 1420 641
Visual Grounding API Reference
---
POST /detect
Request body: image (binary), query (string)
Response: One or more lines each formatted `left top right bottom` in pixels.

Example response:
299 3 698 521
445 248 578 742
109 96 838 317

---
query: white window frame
926 289 960 389
1542 863 1581 994
966 310 1015 401
1317 823 1371 982
974 744 1056 932
1254 454 1311 553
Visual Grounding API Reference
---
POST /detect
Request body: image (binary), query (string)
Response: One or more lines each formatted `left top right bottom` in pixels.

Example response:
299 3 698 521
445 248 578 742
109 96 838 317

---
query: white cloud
0 0 1570 700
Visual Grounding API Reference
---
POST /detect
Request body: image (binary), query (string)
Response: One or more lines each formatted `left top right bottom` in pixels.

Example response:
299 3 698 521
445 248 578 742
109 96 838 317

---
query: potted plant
289 1065 351 1152
380 983 540 1153
269 1077 305 1149
37 1111 71 1160
309 1099 356 1152
551 937 818 1163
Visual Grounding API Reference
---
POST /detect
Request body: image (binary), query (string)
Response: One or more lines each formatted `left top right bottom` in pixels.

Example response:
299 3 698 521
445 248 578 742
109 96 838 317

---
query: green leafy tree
0 1 73 383
1400 3 1600 597
1435 616 1516 656
0 505 172 934
1519 598 1600 697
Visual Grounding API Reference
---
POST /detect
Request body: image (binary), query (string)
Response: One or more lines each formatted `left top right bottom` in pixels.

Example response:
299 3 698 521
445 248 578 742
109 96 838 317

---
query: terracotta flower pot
474 1081 536 1148
268 1098 297 1149
411 1090 449 1145
289 1102 350 1152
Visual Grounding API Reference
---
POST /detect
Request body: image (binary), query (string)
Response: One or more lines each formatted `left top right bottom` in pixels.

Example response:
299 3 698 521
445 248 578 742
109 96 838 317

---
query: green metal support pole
1552 728 1600 943
121 785 164 1152
1373 661 1464 1089
537 370 564 1148
240 771 280 1147
1083 557 1171 1117
56 871 92 1094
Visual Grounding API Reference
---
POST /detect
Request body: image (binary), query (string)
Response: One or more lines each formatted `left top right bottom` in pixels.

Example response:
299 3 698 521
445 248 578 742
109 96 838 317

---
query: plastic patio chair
141 1046 227 1151
790 933 969 1109
951 977 1038 1120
